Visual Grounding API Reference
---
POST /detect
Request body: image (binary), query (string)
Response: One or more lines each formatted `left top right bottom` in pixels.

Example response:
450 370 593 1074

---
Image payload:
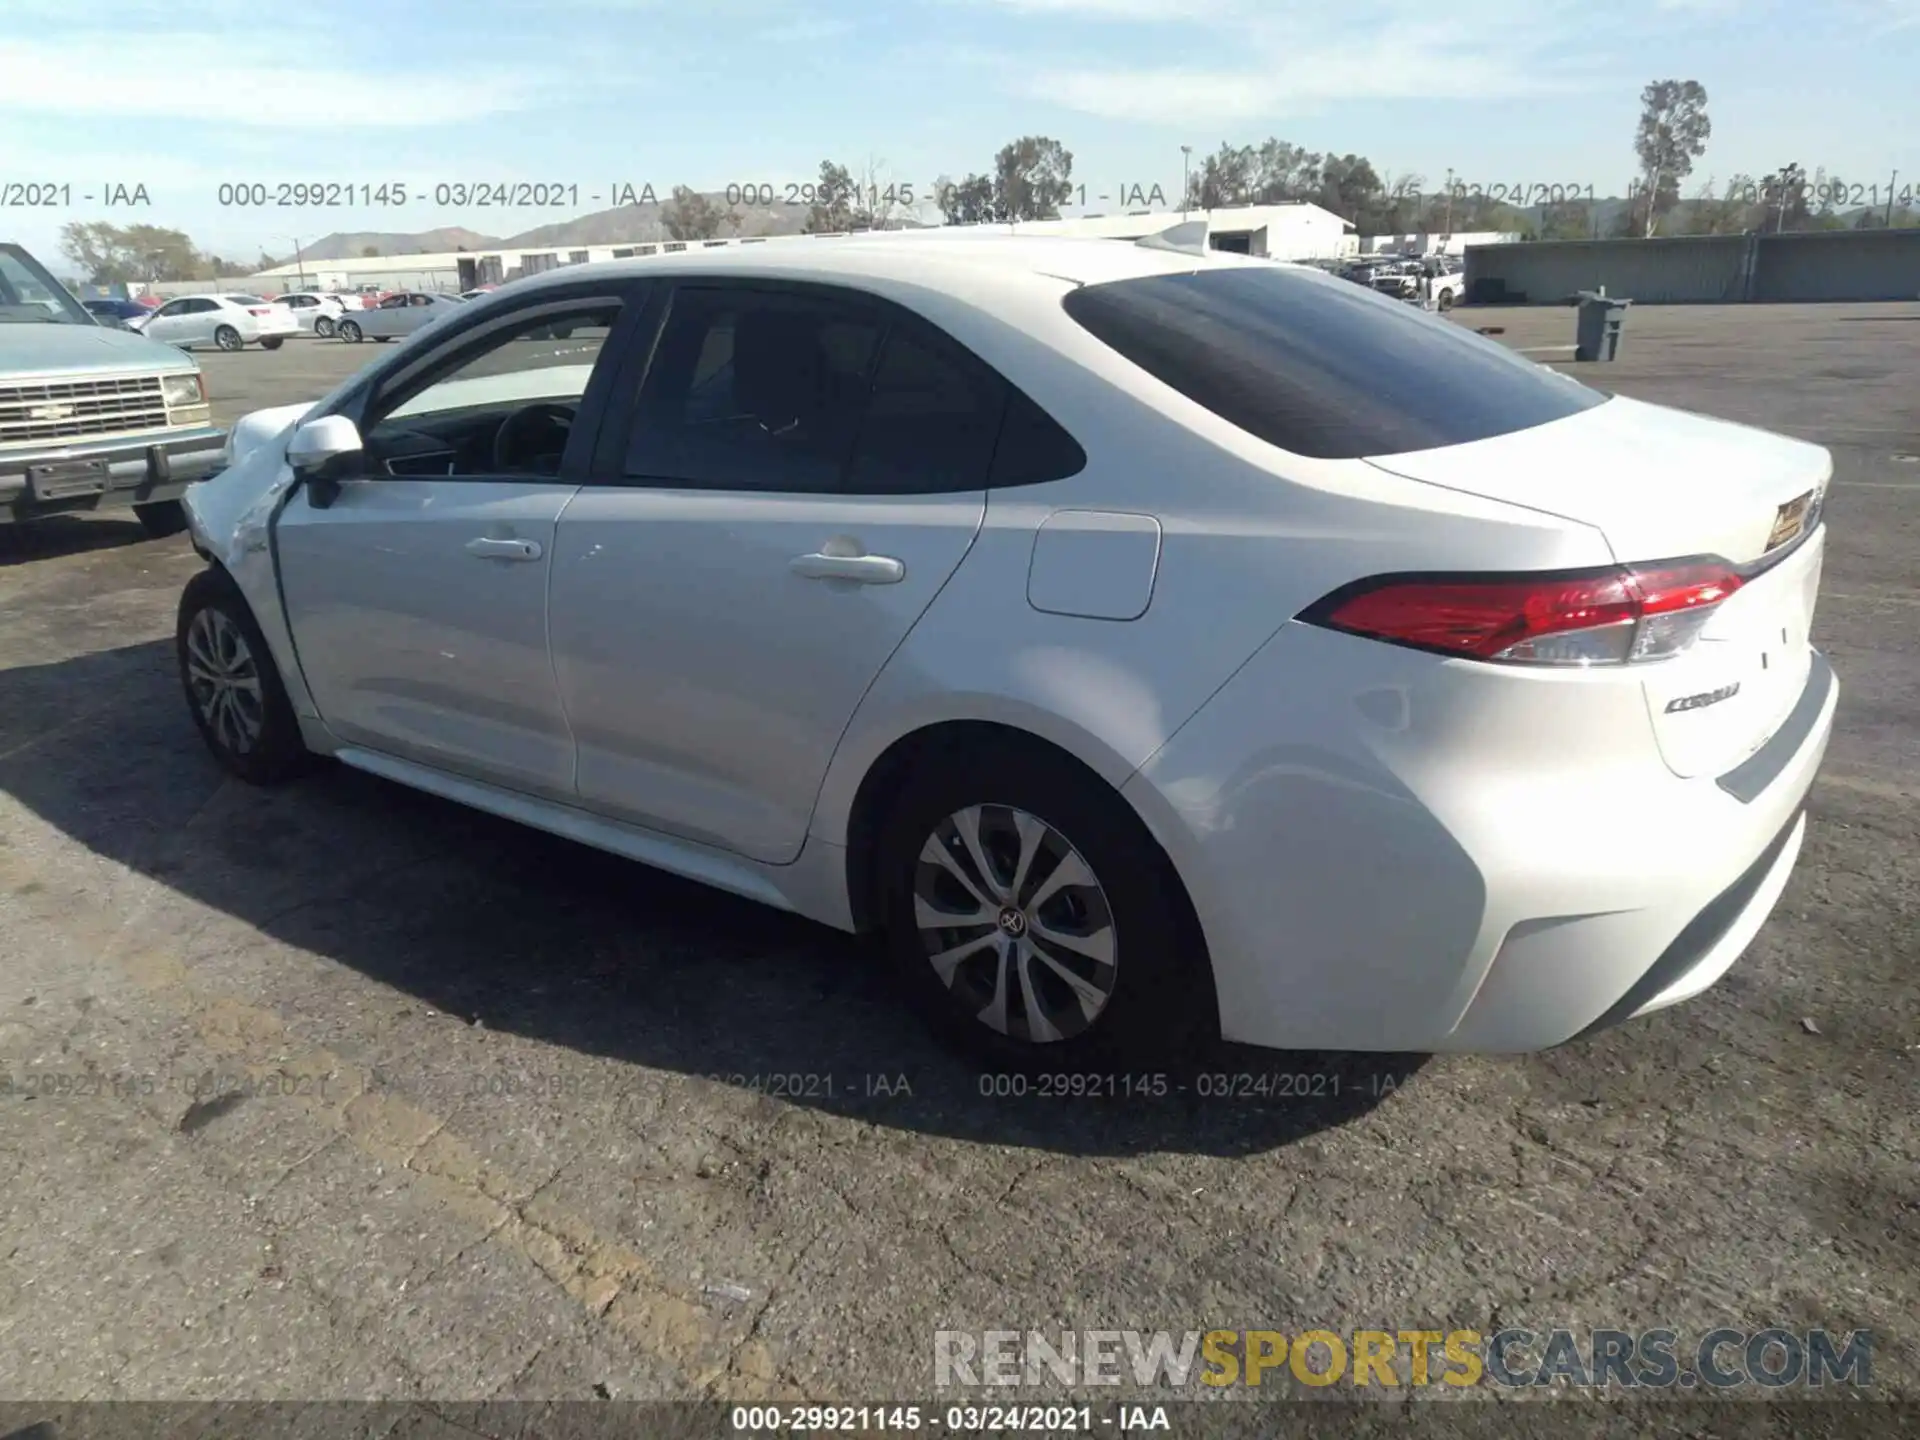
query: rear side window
1061 265 1604 459
846 319 1007 494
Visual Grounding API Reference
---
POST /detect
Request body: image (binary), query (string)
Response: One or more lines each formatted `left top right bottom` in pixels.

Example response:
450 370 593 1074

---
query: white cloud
0 38 550 127
1029 25 1600 125
978 0 1236 17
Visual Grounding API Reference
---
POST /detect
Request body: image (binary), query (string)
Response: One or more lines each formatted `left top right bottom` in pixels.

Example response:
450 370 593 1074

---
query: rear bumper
0 426 227 522
1123 623 1839 1055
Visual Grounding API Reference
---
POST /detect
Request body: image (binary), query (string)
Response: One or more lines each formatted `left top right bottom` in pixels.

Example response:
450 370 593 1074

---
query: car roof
506 232 1293 304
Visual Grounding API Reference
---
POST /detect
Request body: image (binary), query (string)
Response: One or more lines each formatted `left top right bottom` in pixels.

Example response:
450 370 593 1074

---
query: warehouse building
222 201 1360 297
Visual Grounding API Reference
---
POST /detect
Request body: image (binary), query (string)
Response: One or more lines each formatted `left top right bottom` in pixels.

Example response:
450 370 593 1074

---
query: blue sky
4 0 1917 264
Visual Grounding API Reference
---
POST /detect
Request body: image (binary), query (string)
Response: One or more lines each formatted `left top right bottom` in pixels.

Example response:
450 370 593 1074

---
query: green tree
59 222 215 283
1633 79 1712 236
992 136 1074 221
661 186 725 241
935 173 996 226
1183 139 1324 209
1759 163 1810 232
1535 200 1597 240
804 160 860 234
361 245 381 257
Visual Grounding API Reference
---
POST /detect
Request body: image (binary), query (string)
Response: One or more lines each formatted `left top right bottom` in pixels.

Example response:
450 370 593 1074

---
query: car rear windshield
1060 264 1605 459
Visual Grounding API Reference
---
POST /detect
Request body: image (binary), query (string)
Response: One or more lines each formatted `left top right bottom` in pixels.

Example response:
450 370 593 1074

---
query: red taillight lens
249 307 272 316
1301 560 1744 667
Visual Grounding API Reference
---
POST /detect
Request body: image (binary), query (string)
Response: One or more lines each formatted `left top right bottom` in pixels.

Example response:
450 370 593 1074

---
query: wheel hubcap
913 804 1117 1044
185 608 265 755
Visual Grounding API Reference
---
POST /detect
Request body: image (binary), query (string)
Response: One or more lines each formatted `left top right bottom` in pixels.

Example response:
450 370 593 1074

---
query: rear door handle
465 536 543 562
790 552 905 585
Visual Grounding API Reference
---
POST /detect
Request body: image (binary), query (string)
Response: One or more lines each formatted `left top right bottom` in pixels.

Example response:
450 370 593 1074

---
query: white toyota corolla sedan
175 231 1837 1065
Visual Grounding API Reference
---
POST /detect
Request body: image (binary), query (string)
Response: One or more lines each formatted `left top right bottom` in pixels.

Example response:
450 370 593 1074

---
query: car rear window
1060 264 1605 459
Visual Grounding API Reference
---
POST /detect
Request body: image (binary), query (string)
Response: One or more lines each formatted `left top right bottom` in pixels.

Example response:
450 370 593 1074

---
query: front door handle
790 552 905 585
465 536 543 562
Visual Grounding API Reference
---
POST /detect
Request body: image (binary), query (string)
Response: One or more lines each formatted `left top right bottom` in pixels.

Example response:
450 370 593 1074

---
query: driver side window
361 303 623 479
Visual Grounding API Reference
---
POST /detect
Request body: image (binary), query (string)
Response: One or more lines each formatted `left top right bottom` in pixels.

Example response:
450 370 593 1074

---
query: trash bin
1574 291 1631 362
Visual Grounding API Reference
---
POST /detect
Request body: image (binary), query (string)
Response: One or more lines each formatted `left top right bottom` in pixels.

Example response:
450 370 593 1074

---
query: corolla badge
1666 683 1741 714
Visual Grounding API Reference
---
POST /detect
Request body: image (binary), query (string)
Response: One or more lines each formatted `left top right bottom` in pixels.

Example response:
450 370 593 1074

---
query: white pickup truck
2 241 226 534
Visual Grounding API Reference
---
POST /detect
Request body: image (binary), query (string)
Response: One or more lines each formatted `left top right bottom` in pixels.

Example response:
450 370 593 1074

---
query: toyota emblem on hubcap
997 906 1029 938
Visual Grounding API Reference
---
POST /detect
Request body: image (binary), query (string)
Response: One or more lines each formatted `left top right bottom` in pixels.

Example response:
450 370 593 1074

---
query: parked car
324 291 366 312
82 297 152 328
137 294 298 352
276 291 349 337
1 241 225 534
176 232 1836 1066
335 290 465 343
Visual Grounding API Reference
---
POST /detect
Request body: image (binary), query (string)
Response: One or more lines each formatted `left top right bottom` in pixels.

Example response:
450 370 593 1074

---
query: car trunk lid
1364 393 1832 783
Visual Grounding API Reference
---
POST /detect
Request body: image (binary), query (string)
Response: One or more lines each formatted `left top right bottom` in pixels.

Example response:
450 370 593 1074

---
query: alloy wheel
184 607 265 755
912 804 1117 1043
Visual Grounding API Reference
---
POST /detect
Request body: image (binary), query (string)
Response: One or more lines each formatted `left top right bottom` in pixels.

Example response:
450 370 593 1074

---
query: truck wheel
214 325 243 352
134 500 188 539
261 336 285 350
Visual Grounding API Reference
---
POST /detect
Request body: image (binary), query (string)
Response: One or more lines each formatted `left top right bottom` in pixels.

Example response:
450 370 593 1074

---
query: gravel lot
0 307 1914 1417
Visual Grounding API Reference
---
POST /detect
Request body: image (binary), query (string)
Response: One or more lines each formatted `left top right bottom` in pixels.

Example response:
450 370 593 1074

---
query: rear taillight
1300 559 1744 667
249 307 272 316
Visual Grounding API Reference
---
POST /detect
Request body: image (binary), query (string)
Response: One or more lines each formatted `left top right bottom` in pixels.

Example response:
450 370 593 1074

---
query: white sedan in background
335 290 466 343
276 292 350 337
175 232 1836 1066
135 294 299 351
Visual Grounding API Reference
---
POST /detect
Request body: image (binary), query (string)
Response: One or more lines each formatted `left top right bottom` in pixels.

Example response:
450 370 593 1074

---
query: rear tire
214 325 242 352
261 336 284 350
314 316 335 338
876 741 1213 1070
338 320 363 343
134 500 188 538
176 569 313 785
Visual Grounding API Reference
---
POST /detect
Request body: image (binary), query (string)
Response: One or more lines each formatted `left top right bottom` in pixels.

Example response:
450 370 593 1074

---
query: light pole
1181 145 1192 218
288 236 308 291
1889 169 1900 228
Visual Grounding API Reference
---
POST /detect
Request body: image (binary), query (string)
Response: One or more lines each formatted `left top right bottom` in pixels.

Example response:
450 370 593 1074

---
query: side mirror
288 414 364 508
288 413 363 472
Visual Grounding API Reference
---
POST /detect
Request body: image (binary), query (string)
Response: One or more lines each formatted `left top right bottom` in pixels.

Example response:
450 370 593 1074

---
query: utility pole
1889 169 1900 228
1181 145 1193 218
290 236 307 290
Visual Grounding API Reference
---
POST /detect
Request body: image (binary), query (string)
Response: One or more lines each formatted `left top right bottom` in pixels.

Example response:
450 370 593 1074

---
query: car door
547 280 998 865
143 297 195 344
365 294 408 338
272 286 645 798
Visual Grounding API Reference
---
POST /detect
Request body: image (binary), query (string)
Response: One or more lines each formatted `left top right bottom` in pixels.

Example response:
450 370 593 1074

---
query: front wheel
176 569 313 785
133 499 188 538
877 743 1212 1069
214 325 242 352
260 336 285 350
338 320 363 343
313 316 336 338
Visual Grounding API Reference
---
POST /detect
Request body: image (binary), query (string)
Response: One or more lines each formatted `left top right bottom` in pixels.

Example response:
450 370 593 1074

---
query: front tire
338 320 363 343
876 742 1212 1069
134 499 188 538
176 569 312 785
214 325 242 352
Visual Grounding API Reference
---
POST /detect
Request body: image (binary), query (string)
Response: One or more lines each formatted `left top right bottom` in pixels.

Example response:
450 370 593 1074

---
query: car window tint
990 389 1088 487
845 320 1006 494
626 287 881 493
382 305 621 422
1061 265 1605 459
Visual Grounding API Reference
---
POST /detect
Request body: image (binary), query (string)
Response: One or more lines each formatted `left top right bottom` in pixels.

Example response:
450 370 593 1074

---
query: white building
215 201 1359 297
1361 230 1523 258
